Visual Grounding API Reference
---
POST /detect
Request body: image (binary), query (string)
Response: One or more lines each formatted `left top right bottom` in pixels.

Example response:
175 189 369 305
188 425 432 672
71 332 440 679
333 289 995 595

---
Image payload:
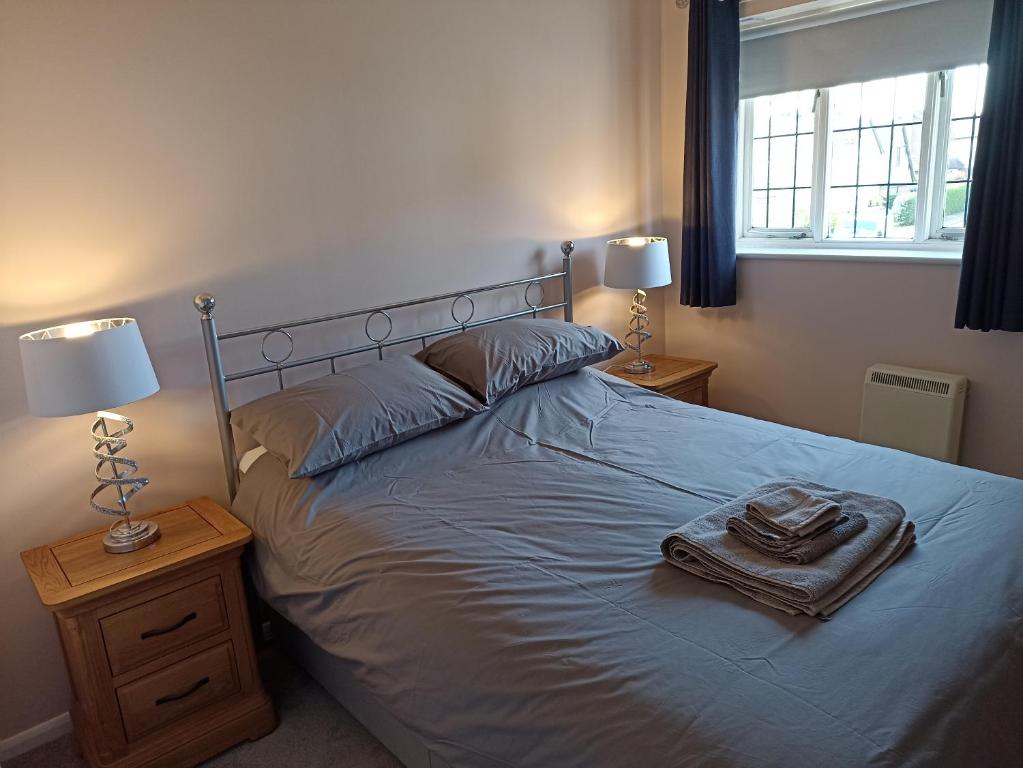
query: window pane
946 130 972 181
769 135 796 189
768 190 794 228
858 126 892 185
951 64 986 119
752 138 769 188
949 116 975 141
941 64 986 231
975 65 987 114
796 134 814 187
794 188 812 229
824 74 925 241
886 185 918 239
771 91 799 135
830 82 862 130
854 185 887 238
889 123 921 184
830 130 859 186
795 90 816 133
744 88 816 231
943 182 968 228
862 78 895 127
751 190 768 229
752 97 770 137
828 187 857 239
893 73 927 123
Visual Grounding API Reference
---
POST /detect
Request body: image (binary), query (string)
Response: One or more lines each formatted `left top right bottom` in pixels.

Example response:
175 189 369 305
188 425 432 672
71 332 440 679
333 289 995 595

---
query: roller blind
739 0 993 98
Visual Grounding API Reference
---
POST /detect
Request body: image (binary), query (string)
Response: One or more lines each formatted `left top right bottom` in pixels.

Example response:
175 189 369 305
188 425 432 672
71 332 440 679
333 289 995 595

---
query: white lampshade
604 237 672 289
19 318 160 417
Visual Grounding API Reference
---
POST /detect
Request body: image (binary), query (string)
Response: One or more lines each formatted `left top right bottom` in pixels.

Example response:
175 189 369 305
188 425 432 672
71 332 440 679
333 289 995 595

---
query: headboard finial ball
561 240 575 258
193 293 216 316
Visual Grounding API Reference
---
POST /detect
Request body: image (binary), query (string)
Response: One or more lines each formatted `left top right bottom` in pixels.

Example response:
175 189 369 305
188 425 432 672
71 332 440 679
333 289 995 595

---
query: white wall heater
859 364 969 463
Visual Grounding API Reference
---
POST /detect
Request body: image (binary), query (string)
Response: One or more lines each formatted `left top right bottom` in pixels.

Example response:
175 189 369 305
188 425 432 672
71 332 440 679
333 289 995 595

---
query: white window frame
927 69 978 243
739 94 817 241
737 68 976 255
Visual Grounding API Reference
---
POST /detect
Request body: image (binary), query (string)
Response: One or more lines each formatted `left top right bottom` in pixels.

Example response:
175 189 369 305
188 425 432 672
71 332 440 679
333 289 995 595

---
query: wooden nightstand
608 354 718 406
21 497 276 768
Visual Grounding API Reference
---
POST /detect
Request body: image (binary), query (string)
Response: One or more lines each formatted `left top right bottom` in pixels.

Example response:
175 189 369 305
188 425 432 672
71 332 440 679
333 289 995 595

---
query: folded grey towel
726 510 844 551
661 478 916 618
746 485 842 537
727 511 868 565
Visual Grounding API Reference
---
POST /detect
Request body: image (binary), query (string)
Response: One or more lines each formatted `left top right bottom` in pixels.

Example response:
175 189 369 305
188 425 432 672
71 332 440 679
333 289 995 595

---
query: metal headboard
194 240 575 500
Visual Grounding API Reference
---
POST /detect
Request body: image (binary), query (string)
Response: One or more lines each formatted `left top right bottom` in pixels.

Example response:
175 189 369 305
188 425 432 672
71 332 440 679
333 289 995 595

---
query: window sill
736 243 962 265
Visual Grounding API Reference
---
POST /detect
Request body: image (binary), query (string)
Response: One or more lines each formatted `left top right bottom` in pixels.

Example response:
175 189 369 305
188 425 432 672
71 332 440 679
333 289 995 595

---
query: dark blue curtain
680 0 739 308
954 0 1023 332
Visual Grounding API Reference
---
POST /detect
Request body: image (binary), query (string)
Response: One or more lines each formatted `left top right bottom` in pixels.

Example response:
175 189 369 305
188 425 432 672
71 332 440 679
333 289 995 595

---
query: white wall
660 0 1023 480
0 0 662 741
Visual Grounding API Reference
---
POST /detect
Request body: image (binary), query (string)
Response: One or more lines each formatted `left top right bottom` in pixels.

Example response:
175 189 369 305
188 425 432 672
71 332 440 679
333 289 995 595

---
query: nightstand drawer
663 381 705 405
100 576 228 676
116 641 240 742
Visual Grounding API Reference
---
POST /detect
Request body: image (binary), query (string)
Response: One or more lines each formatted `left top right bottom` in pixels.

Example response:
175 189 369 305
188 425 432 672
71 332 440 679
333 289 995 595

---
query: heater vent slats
869 370 951 397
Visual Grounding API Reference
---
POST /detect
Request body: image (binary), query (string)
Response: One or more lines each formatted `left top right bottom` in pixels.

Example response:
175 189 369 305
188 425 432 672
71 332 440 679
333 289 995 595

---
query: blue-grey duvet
233 368 1023 767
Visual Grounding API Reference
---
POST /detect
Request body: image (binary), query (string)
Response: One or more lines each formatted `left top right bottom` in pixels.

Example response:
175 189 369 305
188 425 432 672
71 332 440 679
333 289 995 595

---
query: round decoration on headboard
524 281 545 311
364 310 394 344
260 328 294 365
451 294 476 327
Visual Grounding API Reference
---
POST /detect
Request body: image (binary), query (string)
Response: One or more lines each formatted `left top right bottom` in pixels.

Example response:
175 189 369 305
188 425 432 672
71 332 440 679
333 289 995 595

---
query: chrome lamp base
623 288 656 375
103 519 161 554
92 411 158 555
624 358 654 374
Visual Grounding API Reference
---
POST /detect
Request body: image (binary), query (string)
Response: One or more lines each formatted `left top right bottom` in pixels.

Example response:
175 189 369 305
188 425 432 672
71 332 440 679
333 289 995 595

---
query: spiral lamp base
623 288 656 375
91 410 158 554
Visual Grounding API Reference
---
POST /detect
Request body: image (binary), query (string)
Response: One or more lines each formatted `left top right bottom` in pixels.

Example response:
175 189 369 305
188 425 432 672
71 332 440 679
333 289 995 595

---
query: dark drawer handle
140 611 197 640
154 676 210 706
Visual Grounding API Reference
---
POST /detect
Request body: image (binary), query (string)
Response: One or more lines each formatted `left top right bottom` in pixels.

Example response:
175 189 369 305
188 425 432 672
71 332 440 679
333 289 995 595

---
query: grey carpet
7 652 402 768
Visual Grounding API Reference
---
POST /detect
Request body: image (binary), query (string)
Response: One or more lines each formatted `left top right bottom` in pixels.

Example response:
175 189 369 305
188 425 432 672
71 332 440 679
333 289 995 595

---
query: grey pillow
231 355 486 478
415 318 623 405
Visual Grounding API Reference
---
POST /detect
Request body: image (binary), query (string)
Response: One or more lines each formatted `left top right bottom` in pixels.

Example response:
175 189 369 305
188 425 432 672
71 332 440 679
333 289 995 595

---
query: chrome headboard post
561 240 574 322
193 293 239 500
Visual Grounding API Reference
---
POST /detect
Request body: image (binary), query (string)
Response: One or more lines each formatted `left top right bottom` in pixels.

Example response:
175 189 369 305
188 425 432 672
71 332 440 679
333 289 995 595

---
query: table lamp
604 237 672 374
19 318 161 553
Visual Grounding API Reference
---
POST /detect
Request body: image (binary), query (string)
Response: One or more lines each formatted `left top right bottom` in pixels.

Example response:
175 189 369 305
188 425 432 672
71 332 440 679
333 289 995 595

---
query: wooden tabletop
21 497 251 609
608 354 717 389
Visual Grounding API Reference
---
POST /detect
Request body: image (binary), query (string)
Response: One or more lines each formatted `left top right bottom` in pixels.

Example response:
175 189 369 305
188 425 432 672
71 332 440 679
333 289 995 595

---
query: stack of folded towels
661 478 915 618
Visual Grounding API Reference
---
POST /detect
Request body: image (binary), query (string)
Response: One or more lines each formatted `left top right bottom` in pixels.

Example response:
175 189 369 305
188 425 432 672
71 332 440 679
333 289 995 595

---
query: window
739 64 987 249
935 64 987 234
826 74 925 240
749 90 816 232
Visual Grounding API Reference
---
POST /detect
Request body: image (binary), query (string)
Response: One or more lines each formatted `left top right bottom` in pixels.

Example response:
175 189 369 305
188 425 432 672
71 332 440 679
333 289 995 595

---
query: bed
193 245 1023 767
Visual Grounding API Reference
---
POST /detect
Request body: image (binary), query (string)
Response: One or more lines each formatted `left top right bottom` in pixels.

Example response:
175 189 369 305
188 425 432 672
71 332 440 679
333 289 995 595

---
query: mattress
232 367 1023 767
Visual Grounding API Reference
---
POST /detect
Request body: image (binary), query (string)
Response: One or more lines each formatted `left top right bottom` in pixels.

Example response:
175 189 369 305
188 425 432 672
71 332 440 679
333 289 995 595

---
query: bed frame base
275 615 452 768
